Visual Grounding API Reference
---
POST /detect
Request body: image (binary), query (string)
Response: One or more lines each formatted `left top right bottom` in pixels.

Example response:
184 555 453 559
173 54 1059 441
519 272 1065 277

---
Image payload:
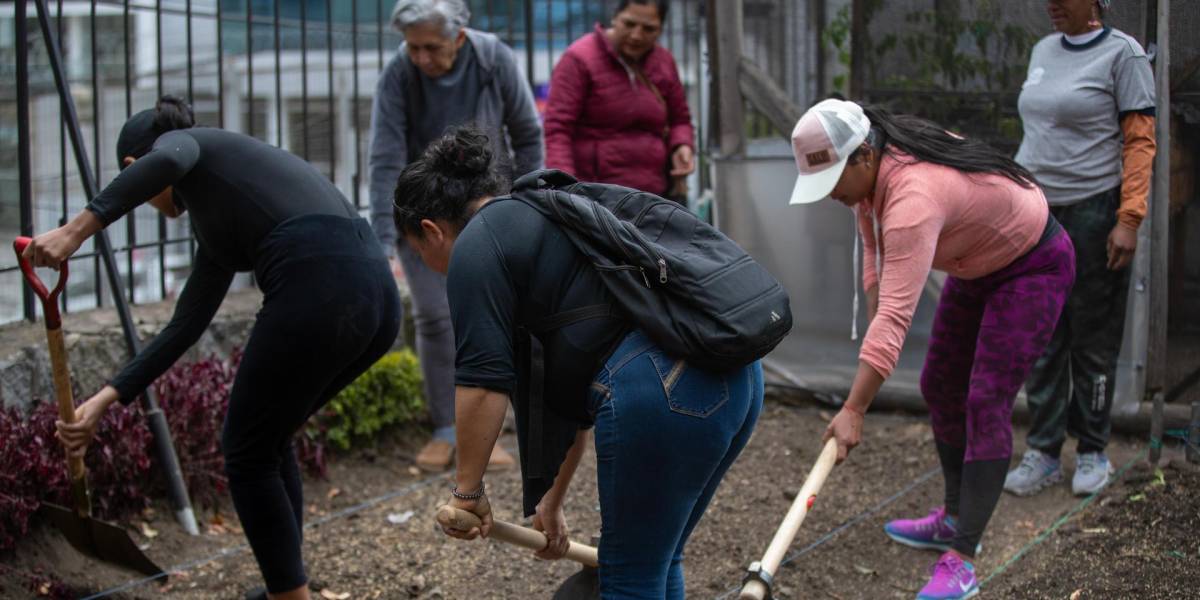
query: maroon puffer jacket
544 25 694 196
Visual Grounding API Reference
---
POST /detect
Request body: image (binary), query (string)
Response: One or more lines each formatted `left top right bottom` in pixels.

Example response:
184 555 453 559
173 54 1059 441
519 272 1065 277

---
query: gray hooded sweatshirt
368 28 544 254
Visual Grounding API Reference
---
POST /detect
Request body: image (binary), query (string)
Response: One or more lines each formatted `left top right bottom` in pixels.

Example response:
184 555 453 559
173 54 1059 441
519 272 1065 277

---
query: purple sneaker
884 507 958 551
917 552 979 600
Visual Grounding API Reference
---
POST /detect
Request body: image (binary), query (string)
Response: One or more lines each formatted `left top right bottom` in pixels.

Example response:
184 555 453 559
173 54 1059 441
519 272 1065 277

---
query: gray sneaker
1004 448 1063 496
1072 452 1114 496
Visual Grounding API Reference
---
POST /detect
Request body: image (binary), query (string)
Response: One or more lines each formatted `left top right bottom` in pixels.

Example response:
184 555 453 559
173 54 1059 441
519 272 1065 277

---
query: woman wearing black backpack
396 126 764 599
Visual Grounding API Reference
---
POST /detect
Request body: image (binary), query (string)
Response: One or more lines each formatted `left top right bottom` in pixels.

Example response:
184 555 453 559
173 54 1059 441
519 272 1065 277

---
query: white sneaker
1004 448 1063 496
1072 452 1114 496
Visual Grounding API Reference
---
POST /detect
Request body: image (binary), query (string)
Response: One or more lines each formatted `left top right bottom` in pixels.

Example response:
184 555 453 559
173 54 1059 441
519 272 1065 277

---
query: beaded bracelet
451 482 486 500
842 403 866 417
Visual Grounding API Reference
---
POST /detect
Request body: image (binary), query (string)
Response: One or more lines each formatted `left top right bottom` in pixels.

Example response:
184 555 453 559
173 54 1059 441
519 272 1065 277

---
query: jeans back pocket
647 350 729 418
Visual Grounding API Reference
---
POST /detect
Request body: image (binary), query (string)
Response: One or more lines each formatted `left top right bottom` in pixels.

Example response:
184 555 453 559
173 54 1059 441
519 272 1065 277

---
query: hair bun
427 127 493 179
154 94 195 131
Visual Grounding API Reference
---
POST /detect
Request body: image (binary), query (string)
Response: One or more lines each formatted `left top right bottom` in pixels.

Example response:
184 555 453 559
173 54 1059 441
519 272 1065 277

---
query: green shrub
306 350 426 451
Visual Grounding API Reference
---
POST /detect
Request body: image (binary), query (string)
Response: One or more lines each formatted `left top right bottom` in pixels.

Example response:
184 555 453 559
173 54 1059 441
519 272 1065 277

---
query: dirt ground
2 396 1195 599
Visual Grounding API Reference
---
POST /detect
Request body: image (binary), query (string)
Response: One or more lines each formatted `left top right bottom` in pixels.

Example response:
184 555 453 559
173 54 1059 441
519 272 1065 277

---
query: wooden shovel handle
13 238 88 511
436 505 600 568
739 437 840 600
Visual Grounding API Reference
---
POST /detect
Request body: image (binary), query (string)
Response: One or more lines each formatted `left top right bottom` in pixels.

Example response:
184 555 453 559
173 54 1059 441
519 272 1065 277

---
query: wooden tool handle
15 238 89 514
436 505 600 568
739 438 840 600
46 327 86 481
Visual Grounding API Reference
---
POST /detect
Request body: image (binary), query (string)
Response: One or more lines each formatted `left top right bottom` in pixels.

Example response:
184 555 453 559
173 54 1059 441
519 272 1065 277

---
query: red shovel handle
13 237 69 328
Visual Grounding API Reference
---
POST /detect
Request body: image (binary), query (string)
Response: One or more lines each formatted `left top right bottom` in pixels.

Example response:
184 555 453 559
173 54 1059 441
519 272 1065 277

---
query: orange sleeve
1118 113 1156 230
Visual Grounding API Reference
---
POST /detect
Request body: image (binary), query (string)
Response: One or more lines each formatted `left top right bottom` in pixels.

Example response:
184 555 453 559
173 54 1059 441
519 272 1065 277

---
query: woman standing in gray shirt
1006 0 1156 498
368 0 544 472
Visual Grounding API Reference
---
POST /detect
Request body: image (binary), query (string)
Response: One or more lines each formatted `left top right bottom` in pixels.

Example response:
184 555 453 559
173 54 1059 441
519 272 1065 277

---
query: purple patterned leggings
919 226 1075 556
921 229 1076 463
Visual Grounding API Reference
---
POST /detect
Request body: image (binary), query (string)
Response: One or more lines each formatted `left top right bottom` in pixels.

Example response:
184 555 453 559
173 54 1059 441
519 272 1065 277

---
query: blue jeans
589 330 763 599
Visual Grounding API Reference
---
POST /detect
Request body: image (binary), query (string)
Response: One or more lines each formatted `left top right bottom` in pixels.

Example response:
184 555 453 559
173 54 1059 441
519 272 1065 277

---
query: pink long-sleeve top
858 151 1049 379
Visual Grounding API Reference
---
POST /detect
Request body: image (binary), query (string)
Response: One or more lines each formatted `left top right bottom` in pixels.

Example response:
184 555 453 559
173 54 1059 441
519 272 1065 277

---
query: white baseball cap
788 99 872 205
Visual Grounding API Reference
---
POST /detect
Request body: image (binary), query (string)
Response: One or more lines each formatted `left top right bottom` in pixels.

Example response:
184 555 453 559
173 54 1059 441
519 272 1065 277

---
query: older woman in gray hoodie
369 0 543 472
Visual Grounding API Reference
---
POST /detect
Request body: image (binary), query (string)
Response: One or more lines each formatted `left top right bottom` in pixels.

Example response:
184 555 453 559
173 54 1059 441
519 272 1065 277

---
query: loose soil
2 396 1194 599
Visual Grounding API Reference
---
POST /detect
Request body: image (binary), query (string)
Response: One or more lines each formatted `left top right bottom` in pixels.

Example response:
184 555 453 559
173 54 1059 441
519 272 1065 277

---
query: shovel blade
552 565 600 600
41 502 97 557
42 502 166 578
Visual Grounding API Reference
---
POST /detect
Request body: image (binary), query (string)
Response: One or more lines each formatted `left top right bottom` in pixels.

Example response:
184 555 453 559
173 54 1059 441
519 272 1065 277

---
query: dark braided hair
853 104 1038 188
392 126 509 238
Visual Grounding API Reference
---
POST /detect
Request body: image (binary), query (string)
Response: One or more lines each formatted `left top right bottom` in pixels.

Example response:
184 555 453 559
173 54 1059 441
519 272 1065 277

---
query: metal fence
1 0 728 325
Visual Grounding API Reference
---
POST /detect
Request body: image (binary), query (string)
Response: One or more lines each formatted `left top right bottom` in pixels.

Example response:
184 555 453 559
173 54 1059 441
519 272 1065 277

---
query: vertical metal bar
507 0 514 47
217 0 225 127
156 0 163 97
187 1 196 260
124 0 131 117
186 0 194 102
91 0 103 308
524 0 534 91
246 0 255 139
156 0 167 299
32 0 200 537
326 0 335 182
545 0 553 76
16 0 35 321
57 0 68 311
1147 0 1171 465
301 0 309 160
274 0 282 147
377 0 384 69
352 0 361 208
565 0 572 47
124 0 135 303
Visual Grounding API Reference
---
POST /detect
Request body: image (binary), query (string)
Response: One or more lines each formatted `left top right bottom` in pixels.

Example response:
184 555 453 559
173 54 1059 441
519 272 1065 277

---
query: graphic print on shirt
1023 66 1045 89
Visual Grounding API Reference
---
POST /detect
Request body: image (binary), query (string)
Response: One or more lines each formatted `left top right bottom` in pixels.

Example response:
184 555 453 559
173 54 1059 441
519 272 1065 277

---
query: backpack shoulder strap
529 304 617 334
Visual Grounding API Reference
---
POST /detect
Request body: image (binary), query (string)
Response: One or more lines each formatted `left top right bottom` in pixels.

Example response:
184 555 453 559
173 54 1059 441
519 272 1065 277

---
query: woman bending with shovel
788 99 1075 600
395 127 765 599
21 96 401 600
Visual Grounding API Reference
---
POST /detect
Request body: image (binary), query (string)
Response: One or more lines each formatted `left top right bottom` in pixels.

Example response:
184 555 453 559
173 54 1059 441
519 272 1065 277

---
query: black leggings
936 441 1008 558
221 215 401 593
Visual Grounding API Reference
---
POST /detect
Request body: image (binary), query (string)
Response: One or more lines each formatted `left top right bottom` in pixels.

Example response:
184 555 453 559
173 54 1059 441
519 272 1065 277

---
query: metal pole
711 0 745 158
1147 0 1170 465
301 0 310 160
326 0 336 182
524 0 534 91
352 0 361 209
1188 401 1200 464
16 0 35 322
247 0 255 139
32 0 200 536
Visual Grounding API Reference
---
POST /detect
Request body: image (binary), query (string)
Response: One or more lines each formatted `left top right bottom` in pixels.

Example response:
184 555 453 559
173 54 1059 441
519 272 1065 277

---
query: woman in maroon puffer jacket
544 0 695 197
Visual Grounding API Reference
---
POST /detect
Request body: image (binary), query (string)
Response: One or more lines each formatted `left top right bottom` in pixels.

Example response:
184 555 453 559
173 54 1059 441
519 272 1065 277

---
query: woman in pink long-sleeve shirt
787 100 1075 600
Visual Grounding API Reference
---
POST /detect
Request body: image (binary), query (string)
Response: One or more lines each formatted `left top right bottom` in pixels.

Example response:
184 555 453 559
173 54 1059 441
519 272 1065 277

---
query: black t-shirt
447 198 627 421
85 128 358 403
448 198 630 514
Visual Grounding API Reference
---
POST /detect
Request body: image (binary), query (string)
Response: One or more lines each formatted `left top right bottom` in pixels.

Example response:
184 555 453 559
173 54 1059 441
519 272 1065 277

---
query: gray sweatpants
396 242 456 430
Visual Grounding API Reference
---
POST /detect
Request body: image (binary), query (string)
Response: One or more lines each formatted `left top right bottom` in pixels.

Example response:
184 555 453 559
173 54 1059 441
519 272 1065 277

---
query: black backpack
505 170 793 515
507 169 792 372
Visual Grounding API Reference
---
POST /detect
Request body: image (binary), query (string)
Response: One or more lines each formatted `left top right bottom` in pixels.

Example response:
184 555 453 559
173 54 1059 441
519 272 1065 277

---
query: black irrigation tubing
713 466 941 600
79 472 454 600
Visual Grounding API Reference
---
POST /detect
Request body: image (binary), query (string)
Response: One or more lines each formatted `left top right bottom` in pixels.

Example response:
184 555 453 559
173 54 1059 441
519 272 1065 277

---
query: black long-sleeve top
86 128 358 403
